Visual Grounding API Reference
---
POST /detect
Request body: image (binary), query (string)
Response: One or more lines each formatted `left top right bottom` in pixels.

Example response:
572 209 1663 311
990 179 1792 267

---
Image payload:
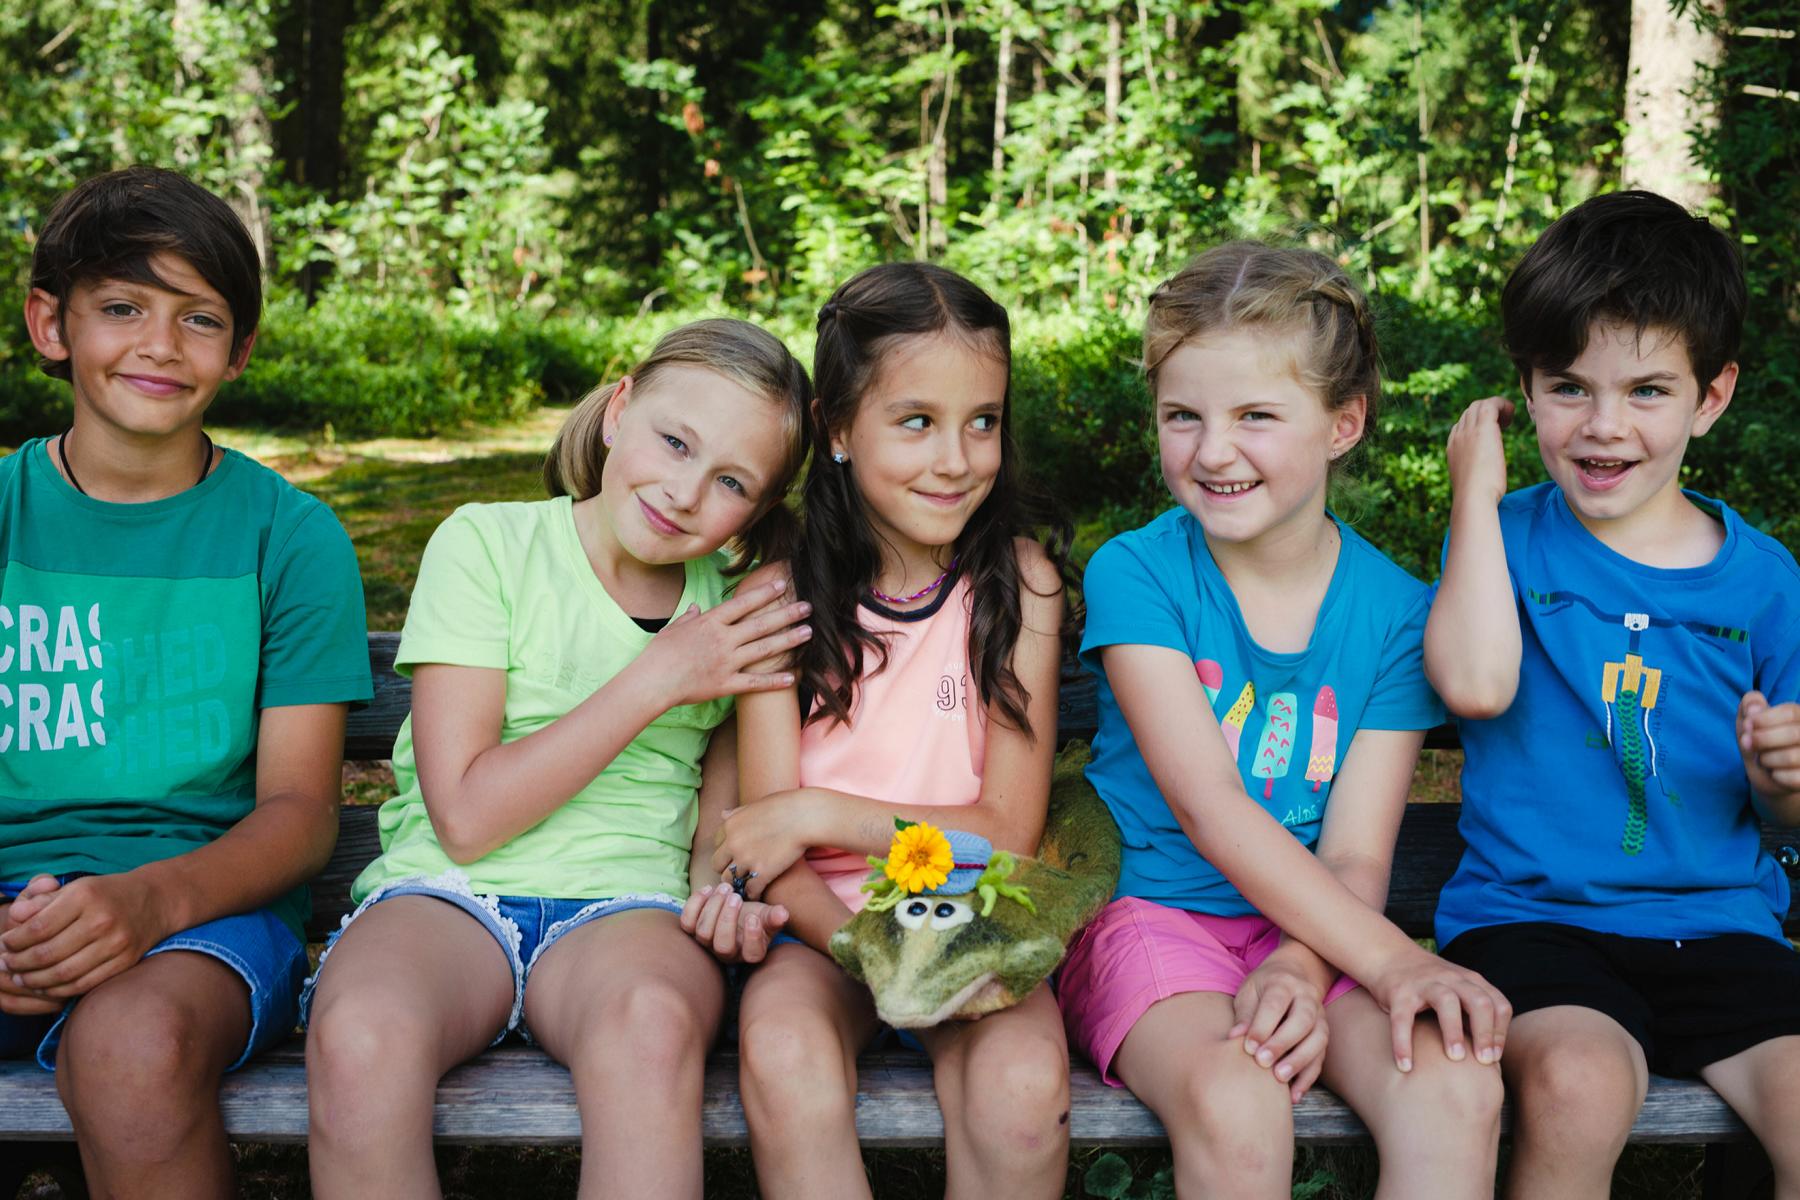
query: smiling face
1525 319 1735 550
25 252 252 441
597 364 793 567
830 331 1007 579
1154 328 1365 553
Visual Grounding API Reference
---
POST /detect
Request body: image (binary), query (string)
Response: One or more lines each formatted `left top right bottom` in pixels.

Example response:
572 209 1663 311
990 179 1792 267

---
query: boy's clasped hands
0 873 171 1014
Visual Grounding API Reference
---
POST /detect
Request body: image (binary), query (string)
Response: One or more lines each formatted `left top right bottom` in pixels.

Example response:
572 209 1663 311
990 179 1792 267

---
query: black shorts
1441 921 1800 1077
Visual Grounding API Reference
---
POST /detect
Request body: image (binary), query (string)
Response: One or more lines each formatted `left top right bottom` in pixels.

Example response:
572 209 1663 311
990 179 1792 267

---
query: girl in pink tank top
683 262 1076 1198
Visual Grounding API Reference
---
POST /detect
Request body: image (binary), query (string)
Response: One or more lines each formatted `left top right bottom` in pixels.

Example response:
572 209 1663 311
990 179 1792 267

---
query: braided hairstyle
1143 242 1381 474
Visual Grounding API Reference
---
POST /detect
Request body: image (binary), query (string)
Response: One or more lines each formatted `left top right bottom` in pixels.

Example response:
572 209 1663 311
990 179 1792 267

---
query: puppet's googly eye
897 899 931 930
928 900 974 931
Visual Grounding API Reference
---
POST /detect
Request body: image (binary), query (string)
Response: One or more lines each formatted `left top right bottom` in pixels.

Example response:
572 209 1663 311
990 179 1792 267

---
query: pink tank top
800 576 987 910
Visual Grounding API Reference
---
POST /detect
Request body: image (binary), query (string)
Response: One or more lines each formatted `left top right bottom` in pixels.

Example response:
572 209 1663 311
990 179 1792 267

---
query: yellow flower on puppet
883 821 955 894
831 761 1121 1029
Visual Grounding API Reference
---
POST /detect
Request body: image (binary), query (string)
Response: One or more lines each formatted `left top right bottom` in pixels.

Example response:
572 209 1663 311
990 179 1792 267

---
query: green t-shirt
0 438 373 939
352 498 733 903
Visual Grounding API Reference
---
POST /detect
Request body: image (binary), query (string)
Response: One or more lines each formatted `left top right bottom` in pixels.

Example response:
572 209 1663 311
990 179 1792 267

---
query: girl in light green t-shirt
302 319 813 1199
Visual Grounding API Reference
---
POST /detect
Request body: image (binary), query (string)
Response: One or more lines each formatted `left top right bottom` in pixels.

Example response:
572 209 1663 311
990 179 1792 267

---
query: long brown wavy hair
796 262 1073 736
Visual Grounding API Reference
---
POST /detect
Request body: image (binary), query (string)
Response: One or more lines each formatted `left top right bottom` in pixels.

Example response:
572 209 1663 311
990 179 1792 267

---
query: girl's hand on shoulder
709 790 820 900
1230 957 1330 1103
679 884 790 964
1446 396 1513 509
636 579 812 708
1367 946 1511 1073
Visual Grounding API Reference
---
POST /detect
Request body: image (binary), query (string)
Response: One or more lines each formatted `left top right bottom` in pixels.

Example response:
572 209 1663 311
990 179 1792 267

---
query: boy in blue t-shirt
1426 190 1800 1198
1 168 371 1195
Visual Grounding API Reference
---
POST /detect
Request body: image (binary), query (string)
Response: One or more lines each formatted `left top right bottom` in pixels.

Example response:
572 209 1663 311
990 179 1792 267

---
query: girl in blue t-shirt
1059 244 1511 1198
302 319 813 1199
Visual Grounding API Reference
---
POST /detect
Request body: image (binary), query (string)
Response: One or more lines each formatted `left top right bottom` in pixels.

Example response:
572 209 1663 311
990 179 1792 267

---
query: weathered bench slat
0 1051 1749 1147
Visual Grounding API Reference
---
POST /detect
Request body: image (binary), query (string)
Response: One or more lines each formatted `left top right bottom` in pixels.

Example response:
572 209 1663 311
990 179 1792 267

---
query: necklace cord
868 558 958 606
58 429 214 497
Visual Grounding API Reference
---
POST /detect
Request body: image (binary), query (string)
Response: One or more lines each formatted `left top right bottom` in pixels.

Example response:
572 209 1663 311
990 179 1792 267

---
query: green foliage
210 298 537 435
1082 1151 1174 1200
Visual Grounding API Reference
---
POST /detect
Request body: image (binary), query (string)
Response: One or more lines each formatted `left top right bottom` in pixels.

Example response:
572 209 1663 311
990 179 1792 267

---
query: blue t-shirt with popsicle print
1435 483 1800 948
1080 507 1444 916
0 438 372 940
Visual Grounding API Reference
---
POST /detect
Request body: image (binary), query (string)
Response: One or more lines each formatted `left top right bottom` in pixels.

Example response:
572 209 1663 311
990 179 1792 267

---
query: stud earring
832 451 848 464
604 434 613 447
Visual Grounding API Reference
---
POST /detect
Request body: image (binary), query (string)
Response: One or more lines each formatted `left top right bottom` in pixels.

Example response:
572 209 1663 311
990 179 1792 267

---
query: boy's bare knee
58 981 219 1108
1511 1041 1640 1149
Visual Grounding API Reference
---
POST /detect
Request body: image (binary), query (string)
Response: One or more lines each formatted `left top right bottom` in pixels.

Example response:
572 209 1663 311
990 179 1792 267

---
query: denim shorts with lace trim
0 877 307 1074
298 869 683 1044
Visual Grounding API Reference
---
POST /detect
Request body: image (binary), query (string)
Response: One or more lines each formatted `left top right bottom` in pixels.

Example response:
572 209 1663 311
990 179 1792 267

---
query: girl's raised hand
636 580 812 708
1446 396 1514 509
679 884 790 964
1367 946 1511 1073
1228 957 1331 1103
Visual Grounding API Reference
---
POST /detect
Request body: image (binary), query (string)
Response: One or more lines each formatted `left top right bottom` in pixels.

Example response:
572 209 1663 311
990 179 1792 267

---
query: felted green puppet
828 751 1120 1028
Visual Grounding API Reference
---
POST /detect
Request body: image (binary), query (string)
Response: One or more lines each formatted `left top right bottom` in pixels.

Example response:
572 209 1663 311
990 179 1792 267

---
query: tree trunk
1103 13 1121 193
1622 0 1723 209
991 2 1012 213
927 3 955 256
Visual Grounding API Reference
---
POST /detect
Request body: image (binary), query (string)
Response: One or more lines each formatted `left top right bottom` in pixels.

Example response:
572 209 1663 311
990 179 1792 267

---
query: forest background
1 3 1797 1197
2 0 1797 585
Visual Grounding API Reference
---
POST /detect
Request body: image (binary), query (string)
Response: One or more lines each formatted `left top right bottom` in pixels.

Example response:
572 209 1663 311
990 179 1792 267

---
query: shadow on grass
299 450 550 629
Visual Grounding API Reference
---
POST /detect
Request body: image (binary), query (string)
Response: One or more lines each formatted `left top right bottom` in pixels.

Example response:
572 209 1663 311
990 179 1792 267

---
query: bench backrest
320 633 1800 943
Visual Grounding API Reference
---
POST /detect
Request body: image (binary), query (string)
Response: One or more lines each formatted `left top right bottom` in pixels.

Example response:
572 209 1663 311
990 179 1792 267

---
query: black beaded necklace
58 429 215 497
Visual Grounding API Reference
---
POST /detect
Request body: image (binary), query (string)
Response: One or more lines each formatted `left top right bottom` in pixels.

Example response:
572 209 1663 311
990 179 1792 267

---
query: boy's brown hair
30 166 263 380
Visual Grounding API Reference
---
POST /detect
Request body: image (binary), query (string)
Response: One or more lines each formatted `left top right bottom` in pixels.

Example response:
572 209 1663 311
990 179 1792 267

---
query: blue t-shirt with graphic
1081 507 1445 915
1436 484 1800 947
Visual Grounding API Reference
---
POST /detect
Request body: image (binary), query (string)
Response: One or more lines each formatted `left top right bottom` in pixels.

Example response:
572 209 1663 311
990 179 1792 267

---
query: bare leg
920 985 1070 1200
1318 989 1502 1200
1110 991 1294 1199
1699 1035 1800 1200
1498 1006 1647 1200
522 909 725 1200
735 941 881 1200
305 897 514 1200
54 951 251 1200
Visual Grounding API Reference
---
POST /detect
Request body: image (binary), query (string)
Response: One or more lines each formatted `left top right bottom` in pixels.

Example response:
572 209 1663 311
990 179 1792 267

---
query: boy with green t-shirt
0 167 371 1196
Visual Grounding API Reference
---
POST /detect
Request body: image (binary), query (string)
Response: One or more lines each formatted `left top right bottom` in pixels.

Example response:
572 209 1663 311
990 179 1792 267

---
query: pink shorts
1058 896 1361 1085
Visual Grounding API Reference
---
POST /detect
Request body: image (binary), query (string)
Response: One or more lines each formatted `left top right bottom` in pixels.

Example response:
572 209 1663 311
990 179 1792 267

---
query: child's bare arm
1425 397 1523 718
716 540 1063 891
0 702 346 1002
412 580 808 863
1739 693 1800 826
1105 641 1510 1069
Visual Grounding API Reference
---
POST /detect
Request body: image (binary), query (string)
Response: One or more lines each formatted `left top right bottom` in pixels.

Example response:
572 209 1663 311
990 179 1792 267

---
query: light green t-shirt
0 438 373 941
352 498 733 902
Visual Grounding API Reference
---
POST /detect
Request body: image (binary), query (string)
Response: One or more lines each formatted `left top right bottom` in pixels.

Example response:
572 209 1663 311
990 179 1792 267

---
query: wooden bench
5 633 1798 1191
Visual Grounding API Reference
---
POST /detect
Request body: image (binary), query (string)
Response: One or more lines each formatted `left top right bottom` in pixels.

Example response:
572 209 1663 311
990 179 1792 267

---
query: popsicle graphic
1195 659 1223 707
1253 692 1297 799
1220 681 1256 762
1305 686 1339 792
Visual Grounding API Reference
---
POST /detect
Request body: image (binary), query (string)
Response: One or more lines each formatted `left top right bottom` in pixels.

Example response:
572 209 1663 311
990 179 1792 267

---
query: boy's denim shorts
0 877 307 1073
299 869 683 1044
